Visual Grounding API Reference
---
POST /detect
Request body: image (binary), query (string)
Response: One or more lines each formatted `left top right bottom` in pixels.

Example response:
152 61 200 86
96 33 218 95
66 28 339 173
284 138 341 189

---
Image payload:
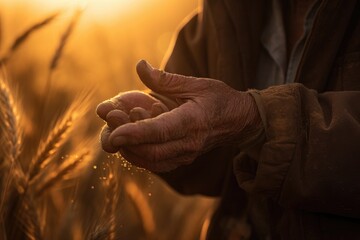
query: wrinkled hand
97 60 261 172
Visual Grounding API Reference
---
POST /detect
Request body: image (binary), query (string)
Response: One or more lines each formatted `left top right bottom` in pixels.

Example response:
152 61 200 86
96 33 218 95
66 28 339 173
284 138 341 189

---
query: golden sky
0 0 199 96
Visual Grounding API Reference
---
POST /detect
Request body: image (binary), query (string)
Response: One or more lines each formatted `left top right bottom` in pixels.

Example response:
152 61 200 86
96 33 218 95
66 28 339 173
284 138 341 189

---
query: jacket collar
295 0 358 91
222 0 357 91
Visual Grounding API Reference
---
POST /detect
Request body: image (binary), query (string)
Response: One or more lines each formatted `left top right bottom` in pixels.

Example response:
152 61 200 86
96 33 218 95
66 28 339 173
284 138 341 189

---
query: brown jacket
159 0 360 239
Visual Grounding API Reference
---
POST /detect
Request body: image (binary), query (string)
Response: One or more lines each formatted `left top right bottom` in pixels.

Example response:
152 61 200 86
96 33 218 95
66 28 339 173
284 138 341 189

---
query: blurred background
0 0 217 239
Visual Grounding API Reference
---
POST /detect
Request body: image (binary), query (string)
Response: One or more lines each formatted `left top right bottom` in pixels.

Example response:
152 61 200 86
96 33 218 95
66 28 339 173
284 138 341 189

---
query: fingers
97 90 164 121
124 138 200 163
101 101 169 151
96 100 117 120
109 106 190 146
129 107 151 122
100 125 118 153
106 103 167 129
106 110 130 129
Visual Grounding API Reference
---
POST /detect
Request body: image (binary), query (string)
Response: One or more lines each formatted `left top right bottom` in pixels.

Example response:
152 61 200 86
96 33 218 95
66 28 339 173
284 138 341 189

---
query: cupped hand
98 60 262 172
96 89 177 153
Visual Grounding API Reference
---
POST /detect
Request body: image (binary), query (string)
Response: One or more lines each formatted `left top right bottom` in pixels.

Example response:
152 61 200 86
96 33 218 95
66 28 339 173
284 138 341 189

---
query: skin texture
97 60 261 172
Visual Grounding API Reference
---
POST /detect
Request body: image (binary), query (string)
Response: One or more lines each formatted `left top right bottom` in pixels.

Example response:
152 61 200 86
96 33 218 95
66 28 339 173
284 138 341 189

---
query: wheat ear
0 68 25 210
0 13 3 52
28 92 90 181
0 12 59 64
28 111 76 181
34 150 90 197
0 69 22 166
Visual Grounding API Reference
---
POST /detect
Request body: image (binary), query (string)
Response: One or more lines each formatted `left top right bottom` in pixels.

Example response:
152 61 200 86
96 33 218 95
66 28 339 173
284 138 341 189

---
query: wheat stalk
49 9 82 72
125 181 156 239
15 194 43 240
0 13 59 64
105 170 118 240
34 150 90 197
45 9 82 99
41 8 83 120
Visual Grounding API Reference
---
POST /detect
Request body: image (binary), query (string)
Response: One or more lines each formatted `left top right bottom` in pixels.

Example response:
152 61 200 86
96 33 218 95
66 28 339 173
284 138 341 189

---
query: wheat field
0 1 216 239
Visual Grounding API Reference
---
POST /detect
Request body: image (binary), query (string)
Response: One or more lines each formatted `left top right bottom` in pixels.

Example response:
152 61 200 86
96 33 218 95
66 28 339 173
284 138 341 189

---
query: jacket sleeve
236 83 360 218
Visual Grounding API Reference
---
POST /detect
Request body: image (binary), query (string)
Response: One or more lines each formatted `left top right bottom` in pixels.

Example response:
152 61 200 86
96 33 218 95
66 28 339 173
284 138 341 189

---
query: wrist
229 91 265 149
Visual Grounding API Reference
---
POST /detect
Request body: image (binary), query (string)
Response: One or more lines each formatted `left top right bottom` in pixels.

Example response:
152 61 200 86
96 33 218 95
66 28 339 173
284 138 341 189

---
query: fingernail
144 60 154 71
111 136 127 146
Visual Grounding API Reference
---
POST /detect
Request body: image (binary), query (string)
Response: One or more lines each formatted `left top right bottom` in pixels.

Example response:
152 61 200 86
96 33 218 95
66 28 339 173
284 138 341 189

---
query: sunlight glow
32 0 142 19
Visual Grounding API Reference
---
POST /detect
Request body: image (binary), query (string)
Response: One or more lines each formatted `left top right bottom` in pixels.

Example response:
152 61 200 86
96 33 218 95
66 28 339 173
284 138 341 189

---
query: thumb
136 60 195 97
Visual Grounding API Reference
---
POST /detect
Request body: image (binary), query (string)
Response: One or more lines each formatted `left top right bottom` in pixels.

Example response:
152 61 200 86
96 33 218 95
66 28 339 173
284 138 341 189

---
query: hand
98 60 262 172
96 90 176 153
